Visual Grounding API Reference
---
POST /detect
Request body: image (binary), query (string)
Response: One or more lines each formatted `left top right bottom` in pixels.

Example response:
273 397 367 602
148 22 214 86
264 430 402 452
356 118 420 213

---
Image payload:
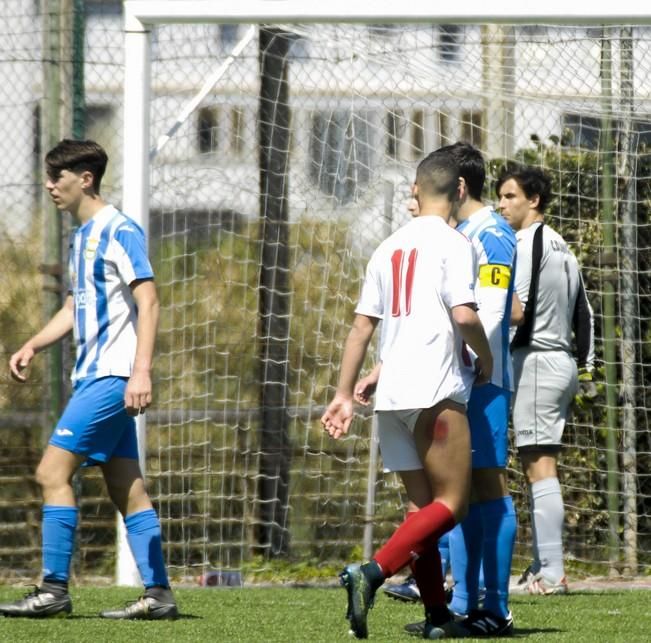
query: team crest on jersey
84 237 100 260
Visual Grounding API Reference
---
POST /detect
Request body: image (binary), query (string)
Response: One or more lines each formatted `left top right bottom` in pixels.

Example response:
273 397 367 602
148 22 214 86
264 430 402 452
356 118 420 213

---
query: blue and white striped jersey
67 205 154 383
457 206 517 391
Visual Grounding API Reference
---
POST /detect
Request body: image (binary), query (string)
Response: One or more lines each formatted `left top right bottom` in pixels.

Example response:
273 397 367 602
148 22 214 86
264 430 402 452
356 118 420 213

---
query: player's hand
321 393 354 440
474 355 493 386
124 369 153 416
354 373 378 406
9 345 35 383
575 367 598 407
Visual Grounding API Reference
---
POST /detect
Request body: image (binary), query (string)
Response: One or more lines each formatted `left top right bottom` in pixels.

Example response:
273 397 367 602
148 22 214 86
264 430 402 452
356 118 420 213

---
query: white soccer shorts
376 408 424 472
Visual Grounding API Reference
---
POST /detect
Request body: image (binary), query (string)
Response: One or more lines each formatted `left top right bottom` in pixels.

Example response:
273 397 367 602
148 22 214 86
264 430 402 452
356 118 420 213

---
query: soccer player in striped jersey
2 139 177 620
497 166 595 596
437 143 519 637
322 148 493 639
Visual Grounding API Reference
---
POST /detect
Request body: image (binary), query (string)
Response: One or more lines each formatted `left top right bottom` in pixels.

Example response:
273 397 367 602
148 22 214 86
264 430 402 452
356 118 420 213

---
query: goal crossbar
125 1 651 28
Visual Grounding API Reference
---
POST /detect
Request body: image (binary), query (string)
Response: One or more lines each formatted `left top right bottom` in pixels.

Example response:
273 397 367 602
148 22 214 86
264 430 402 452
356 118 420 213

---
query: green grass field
0 586 649 642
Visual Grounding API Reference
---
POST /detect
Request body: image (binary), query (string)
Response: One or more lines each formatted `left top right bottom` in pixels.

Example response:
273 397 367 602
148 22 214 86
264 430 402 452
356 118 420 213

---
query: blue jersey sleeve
477 219 517 267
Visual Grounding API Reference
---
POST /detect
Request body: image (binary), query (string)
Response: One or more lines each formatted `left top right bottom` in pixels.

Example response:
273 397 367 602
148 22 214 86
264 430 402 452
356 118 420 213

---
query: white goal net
123 16 650 583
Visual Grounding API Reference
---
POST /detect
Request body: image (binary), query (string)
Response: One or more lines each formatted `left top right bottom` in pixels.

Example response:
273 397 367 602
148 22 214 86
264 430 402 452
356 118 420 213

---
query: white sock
531 477 565 583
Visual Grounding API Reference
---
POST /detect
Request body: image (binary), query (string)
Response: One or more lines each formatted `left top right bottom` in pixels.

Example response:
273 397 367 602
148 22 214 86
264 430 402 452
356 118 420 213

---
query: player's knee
35 461 67 492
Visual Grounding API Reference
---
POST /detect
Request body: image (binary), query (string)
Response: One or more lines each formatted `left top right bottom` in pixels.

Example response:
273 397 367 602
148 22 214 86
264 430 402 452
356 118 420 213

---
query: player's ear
529 192 541 211
457 176 467 201
79 170 95 191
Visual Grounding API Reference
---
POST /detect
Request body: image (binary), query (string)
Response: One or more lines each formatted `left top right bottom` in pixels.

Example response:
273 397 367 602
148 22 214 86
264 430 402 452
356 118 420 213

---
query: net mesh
0 6 648 583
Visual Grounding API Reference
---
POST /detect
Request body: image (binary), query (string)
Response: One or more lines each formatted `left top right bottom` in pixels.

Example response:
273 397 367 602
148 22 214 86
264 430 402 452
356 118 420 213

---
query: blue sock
480 496 517 619
438 532 450 578
42 505 79 583
125 509 169 588
448 503 483 616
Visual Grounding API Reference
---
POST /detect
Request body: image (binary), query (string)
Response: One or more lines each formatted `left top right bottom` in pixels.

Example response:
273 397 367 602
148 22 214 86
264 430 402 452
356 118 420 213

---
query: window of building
439 25 462 63
219 24 240 50
437 111 451 146
562 112 651 150
411 110 425 159
386 109 406 160
309 109 374 204
85 0 122 15
198 107 219 154
461 109 483 147
231 107 245 156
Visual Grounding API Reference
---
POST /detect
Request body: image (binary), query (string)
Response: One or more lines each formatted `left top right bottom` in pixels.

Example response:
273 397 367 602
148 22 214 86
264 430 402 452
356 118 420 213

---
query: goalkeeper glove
577 367 597 401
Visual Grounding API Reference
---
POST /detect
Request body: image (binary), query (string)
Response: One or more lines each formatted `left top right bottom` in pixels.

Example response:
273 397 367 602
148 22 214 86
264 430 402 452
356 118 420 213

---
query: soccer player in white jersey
321 148 493 639
497 165 595 595
365 145 521 637
2 140 177 619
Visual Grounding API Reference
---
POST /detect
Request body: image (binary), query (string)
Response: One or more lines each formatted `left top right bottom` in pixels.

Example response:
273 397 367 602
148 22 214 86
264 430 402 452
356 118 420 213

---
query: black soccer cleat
404 608 466 639
456 608 514 637
339 564 377 639
0 586 72 618
100 593 178 620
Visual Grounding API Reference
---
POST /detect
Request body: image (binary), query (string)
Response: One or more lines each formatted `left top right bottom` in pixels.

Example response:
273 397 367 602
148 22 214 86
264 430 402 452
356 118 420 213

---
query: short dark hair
415 148 459 202
45 139 108 193
446 142 485 201
495 165 552 214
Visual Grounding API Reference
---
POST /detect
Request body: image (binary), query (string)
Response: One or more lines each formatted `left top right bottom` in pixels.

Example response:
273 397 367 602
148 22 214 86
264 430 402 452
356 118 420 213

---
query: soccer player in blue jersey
2 139 177 619
440 142 519 637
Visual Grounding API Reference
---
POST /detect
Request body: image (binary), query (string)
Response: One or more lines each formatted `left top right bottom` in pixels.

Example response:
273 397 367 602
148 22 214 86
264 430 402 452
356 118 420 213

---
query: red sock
411 540 446 609
374 501 455 577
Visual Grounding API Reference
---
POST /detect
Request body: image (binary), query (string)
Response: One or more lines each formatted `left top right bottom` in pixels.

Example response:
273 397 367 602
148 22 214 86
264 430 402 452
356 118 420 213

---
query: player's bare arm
354 362 382 406
452 303 493 385
124 278 160 416
322 314 378 439
9 295 74 382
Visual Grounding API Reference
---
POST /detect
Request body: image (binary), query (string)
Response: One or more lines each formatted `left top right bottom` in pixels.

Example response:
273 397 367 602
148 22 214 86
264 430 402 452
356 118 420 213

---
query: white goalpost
119 0 651 586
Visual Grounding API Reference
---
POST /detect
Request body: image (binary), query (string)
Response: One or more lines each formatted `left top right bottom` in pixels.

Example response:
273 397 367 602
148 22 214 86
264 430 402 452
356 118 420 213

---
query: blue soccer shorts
467 383 511 469
49 376 138 466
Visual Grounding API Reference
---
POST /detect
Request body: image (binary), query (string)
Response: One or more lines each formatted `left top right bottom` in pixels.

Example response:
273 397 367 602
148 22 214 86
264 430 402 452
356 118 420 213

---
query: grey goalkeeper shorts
511 348 578 449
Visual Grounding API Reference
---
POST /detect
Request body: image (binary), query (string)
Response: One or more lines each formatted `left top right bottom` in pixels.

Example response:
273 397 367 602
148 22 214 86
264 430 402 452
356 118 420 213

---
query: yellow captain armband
478 264 512 289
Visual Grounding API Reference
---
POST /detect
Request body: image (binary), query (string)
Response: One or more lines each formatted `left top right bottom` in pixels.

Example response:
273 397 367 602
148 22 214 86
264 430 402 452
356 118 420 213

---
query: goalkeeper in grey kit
497 165 595 595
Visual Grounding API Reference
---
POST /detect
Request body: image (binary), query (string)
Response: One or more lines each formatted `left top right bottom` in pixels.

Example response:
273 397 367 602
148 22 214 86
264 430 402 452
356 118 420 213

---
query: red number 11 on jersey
391 248 418 317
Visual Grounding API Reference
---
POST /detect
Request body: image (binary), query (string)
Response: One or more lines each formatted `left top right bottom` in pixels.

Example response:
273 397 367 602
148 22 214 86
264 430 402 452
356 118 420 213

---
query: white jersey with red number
355 215 477 410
